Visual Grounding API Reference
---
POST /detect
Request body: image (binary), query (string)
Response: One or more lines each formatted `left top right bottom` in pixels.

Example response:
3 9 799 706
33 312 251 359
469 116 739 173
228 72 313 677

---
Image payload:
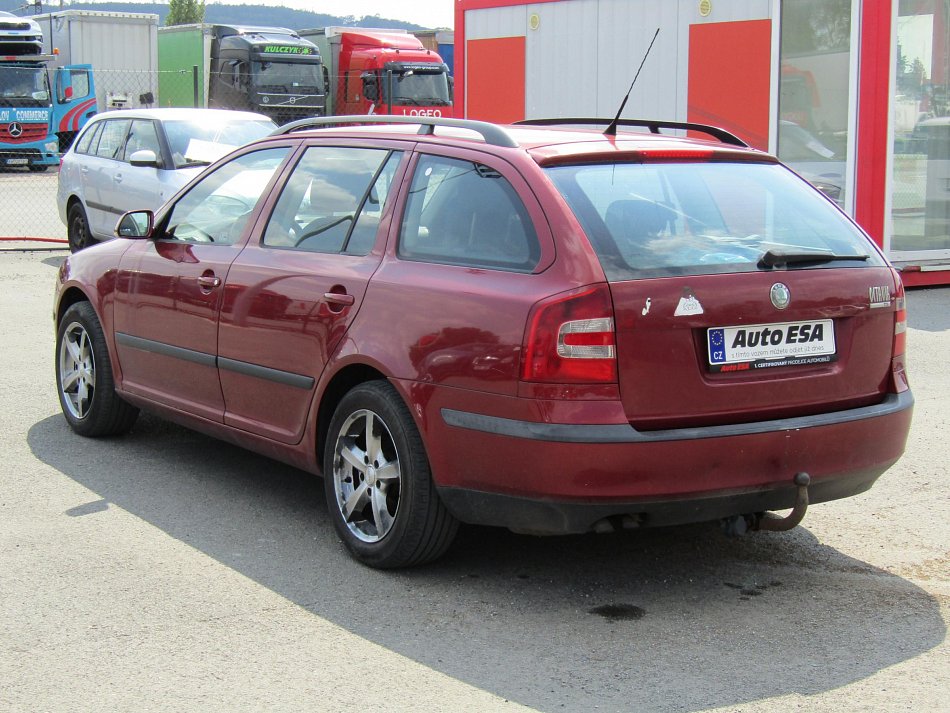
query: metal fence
1 67 206 242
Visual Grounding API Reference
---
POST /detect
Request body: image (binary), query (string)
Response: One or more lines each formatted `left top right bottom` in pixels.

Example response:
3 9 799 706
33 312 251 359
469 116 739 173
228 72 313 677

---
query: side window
263 146 398 254
347 151 400 255
122 120 162 162
75 121 102 155
94 119 131 160
70 69 91 100
398 155 539 271
162 147 289 246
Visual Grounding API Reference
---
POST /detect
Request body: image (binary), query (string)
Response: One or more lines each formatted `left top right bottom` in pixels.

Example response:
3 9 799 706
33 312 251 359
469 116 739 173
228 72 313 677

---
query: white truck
34 10 159 112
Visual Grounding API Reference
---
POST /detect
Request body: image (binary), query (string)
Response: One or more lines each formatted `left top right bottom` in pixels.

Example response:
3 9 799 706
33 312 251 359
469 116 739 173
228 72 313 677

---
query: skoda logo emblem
770 283 791 310
8 122 23 138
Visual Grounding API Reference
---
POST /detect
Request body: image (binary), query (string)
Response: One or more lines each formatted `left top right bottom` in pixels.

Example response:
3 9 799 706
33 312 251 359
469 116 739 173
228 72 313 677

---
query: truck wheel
324 381 459 568
56 301 139 437
28 165 49 173
67 203 94 252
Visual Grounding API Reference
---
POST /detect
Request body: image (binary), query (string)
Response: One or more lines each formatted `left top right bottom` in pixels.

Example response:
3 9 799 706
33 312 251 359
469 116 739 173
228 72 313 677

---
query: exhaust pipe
721 472 811 536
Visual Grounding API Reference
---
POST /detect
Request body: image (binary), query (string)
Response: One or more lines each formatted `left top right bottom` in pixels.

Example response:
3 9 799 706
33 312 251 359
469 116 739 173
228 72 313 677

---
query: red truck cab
304 28 453 118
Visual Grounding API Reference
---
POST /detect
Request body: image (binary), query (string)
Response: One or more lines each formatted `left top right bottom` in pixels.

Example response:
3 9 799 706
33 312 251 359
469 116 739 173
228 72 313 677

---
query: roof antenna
605 28 660 137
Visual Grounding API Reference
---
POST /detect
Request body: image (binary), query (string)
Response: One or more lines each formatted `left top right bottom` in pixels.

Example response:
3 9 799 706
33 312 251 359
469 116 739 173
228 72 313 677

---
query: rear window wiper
758 248 869 269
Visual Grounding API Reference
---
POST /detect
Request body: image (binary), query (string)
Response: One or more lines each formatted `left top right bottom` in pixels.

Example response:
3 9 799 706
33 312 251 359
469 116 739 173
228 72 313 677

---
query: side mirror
129 149 160 167
115 210 154 239
362 73 378 102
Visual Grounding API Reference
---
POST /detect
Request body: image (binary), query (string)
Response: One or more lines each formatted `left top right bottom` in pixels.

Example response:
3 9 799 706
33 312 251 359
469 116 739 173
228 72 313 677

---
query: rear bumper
427 390 913 534
438 467 887 534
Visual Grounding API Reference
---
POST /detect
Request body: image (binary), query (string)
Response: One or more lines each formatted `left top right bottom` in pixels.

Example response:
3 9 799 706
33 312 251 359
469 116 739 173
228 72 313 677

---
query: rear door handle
197 275 221 289
324 292 355 306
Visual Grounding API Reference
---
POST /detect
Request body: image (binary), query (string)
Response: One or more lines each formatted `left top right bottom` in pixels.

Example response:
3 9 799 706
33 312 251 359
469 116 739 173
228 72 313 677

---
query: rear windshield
545 161 885 280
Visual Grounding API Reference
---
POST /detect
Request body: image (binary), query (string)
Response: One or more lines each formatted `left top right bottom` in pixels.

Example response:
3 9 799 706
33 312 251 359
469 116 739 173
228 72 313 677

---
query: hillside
0 1 430 31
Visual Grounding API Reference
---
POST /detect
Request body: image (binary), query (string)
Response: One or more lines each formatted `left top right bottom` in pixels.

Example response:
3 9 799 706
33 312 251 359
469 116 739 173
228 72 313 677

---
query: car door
217 141 407 443
112 146 291 421
110 118 175 215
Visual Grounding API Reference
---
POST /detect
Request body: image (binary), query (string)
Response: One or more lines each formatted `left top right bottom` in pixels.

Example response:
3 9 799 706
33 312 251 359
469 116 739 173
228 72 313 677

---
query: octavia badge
770 282 791 310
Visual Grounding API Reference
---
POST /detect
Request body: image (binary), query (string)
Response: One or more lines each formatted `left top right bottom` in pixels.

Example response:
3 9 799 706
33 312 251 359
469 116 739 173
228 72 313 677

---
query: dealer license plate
4 158 28 166
707 319 836 372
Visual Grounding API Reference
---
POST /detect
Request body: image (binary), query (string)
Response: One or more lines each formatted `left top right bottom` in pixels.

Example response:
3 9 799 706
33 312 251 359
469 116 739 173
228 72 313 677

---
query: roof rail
272 115 520 149
514 118 748 148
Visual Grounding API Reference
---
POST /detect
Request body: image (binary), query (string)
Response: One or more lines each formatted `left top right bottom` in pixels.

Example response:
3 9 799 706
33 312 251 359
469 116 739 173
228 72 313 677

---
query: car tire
56 301 139 438
67 203 94 253
324 381 459 568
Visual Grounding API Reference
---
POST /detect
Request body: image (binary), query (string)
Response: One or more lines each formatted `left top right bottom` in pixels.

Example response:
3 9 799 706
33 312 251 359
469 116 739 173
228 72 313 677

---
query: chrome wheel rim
332 408 401 543
59 320 95 420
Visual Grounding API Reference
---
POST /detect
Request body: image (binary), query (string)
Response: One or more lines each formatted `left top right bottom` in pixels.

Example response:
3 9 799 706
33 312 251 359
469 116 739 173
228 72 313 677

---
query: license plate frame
707 319 836 372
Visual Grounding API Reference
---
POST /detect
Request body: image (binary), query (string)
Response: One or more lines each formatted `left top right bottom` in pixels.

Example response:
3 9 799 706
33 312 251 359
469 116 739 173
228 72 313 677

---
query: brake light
521 285 617 383
890 269 909 393
639 149 715 161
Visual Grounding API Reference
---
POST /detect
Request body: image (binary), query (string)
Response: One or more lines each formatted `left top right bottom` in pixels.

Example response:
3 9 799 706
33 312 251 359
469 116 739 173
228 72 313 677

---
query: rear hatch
545 157 901 429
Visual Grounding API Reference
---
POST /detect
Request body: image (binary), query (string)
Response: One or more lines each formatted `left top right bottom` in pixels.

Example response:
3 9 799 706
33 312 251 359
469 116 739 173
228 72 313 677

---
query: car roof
266 116 770 164
87 108 275 123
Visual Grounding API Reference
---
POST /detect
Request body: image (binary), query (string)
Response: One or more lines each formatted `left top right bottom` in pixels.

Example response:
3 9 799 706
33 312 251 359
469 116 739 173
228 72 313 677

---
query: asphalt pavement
1 248 947 712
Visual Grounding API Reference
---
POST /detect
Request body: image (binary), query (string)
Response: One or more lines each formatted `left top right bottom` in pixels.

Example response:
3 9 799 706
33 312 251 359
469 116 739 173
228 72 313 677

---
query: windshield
163 117 276 169
545 161 885 280
0 66 50 106
251 60 323 92
382 70 451 106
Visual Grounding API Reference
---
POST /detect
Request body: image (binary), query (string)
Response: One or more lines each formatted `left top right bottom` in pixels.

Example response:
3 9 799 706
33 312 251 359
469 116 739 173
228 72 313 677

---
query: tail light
521 284 617 383
890 269 909 393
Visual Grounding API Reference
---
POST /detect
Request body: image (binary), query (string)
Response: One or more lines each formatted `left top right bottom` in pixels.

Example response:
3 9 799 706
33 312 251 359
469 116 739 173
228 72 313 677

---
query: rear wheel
56 301 139 437
67 203 94 253
324 381 458 568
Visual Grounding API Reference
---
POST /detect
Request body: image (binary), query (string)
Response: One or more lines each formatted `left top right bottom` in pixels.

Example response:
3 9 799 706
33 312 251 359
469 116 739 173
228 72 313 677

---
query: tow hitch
722 472 811 536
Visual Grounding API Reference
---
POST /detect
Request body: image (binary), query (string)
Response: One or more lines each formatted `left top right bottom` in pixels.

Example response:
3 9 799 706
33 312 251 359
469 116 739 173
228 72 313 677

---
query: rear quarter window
398 154 540 272
546 161 884 280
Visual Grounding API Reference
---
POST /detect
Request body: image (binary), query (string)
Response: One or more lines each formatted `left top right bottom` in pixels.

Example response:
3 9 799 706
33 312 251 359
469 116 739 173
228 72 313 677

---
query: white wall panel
524 0 599 117
593 0 681 121
464 6 528 41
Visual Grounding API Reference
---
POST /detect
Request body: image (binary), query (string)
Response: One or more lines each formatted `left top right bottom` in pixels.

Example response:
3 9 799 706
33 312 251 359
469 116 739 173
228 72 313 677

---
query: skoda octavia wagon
53 116 913 568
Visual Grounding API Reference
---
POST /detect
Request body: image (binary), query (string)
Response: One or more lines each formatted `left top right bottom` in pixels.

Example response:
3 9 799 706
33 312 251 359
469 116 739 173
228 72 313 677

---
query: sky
240 1 456 29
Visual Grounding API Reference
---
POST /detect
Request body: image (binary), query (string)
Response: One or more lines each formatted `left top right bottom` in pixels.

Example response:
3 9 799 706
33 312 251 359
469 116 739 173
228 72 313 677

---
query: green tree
166 0 206 26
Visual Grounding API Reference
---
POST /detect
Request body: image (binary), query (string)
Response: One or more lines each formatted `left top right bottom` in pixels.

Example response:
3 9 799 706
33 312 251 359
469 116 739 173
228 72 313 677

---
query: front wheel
56 301 139 437
324 381 458 568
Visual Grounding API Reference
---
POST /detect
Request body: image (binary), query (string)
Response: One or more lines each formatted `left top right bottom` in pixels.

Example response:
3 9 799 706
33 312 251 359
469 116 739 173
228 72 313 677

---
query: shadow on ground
29 413 944 713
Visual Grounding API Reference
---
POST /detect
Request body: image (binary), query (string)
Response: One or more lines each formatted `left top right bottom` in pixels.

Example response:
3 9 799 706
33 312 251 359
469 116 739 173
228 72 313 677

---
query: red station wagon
54 116 913 568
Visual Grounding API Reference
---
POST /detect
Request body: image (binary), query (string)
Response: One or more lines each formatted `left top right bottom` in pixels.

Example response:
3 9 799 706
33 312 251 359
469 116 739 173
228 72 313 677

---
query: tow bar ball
721 472 812 537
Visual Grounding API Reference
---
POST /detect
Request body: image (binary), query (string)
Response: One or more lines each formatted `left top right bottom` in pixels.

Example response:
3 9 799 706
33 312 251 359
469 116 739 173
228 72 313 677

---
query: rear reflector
522 285 617 383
